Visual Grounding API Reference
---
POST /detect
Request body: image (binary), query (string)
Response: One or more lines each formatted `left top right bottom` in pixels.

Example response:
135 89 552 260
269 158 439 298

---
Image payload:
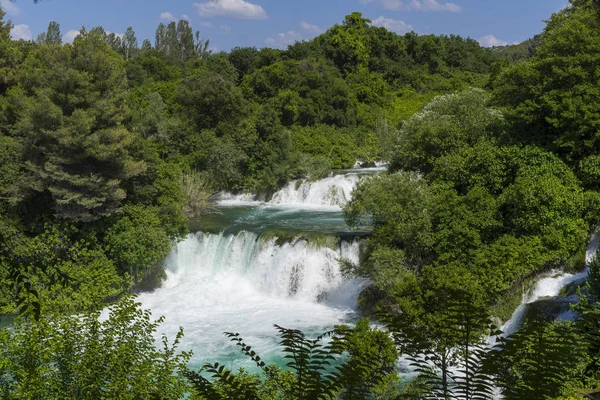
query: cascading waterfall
137 231 366 368
269 174 360 208
218 172 361 209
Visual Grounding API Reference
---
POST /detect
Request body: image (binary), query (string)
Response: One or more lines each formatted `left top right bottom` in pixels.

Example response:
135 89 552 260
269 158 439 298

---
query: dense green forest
1 0 600 398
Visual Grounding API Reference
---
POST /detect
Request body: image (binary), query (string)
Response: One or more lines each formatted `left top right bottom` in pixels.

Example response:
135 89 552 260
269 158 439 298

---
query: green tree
8 28 146 221
318 12 372 73
0 224 126 315
176 20 195 62
345 171 436 268
229 46 258 83
391 88 505 175
36 21 62 45
493 0 600 175
121 27 138 60
104 205 172 283
178 68 248 131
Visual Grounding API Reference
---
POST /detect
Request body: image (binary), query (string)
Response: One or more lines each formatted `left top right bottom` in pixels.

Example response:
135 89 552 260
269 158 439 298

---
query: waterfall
269 174 360 208
137 232 366 367
499 227 600 336
218 173 362 209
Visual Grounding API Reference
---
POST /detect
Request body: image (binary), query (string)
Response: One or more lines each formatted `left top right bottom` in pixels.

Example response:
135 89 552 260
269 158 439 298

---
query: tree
178 68 248 131
0 4 15 94
345 171 436 268
36 21 62 45
141 38 151 52
229 46 258 83
155 23 166 52
176 20 195 62
104 205 172 283
390 88 505 175
8 28 146 221
493 0 600 176
0 224 126 315
317 13 372 73
121 26 138 60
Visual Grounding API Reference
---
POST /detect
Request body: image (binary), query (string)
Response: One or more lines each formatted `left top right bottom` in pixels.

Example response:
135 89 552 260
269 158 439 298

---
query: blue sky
3 0 569 51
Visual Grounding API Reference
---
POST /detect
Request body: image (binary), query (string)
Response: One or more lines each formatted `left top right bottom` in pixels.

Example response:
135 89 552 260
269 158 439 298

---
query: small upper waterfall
218 171 365 209
269 174 360 208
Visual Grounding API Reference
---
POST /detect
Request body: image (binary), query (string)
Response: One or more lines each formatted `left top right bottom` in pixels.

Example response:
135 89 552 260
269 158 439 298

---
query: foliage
0 297 191 399
3 5 599 399
490 318 588 400
389 290 496 400
7 28 145 221
492 0 600 178
390 88 505 174
345 86 591 342
182 171 217 219
104 205 172 283
187 320 397 400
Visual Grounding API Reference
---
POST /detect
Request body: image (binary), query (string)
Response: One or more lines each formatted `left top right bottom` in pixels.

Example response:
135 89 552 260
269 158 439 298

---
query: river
137 169 377 369
137 166 596 372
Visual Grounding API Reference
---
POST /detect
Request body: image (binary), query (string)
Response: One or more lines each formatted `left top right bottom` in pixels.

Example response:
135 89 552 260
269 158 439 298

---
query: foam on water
137 231 366 368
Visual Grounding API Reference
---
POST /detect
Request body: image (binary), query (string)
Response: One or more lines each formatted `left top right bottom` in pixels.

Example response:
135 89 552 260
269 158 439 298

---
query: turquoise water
189 205 371 237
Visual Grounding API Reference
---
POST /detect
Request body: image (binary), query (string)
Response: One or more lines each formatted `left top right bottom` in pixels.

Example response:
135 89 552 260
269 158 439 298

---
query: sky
2 0 570 52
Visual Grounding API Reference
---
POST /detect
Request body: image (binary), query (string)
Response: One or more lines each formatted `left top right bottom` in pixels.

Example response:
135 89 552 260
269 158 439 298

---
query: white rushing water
269 174 360 209
499 227 600 336
218 172 362 209
137 231 366 368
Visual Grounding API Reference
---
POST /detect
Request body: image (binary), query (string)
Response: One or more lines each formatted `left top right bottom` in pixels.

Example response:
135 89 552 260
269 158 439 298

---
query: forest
0 0 600 398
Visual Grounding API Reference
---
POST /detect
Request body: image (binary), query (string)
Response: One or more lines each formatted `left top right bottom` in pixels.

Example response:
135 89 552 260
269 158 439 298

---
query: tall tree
36 21 62 45
8 28 145 221
164 21 178 59
154 22 166 53
121 26 138 60
176 20 195 62
140 38 151 53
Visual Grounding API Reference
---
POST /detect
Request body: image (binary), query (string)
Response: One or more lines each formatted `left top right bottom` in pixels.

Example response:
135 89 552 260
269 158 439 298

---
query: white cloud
160 12 176 22
300 21 322 34
199 21 215 28
220 24 231 33
193 0 267 19
371 16 413 34
362 0 461 12
265 30 302 48
478 34 508 47
0 0 20 16
10 24 31 40
181 14 191 21
63 29 81 43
